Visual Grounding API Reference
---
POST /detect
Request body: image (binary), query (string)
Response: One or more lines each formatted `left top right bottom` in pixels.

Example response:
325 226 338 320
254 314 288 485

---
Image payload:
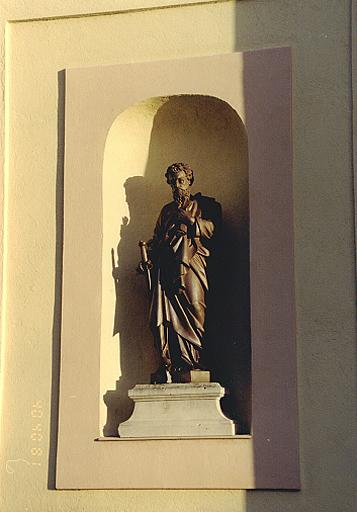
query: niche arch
101 94 251 436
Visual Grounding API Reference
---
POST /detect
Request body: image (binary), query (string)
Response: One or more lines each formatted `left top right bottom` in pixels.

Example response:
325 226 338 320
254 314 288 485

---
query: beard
172 187 191 207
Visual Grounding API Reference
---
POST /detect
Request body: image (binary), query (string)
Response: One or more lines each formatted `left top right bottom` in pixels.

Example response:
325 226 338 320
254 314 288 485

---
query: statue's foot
171 367 191 383
171 368 211 383
150 365 168 384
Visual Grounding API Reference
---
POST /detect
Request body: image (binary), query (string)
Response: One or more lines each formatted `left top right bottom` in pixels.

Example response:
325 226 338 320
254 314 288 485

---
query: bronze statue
139 163 221 384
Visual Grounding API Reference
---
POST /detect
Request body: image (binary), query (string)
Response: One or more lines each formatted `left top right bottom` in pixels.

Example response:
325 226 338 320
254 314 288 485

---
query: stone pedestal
118 382 236 438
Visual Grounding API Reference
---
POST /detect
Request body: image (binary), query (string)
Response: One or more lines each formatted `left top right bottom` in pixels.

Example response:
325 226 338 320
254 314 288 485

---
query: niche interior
101 94 251 437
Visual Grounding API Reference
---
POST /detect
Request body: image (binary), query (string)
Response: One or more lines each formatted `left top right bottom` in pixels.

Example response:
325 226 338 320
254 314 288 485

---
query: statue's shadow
103 176 161 437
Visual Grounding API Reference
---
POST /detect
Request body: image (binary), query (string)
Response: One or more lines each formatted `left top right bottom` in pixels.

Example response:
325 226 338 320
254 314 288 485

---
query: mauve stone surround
57 48 299 489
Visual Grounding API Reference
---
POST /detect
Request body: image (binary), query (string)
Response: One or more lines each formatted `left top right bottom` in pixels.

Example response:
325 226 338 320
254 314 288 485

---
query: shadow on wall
48 70 66 489
103 95 251 435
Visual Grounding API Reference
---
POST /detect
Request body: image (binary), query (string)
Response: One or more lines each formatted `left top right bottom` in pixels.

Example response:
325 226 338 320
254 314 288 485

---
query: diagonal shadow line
47 69 65 490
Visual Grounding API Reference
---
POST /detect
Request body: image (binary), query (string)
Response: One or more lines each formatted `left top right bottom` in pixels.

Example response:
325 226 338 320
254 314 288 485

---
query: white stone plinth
118 383 236 438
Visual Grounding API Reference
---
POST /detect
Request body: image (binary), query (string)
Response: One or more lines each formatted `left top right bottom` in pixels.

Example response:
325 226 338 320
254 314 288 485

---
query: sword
138 241 152 293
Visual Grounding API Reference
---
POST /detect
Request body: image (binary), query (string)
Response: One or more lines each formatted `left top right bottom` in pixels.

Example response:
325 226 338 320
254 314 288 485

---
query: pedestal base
118 383 236 438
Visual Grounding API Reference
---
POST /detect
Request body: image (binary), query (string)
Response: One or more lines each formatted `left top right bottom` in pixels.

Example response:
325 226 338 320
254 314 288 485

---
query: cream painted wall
0 0 356 511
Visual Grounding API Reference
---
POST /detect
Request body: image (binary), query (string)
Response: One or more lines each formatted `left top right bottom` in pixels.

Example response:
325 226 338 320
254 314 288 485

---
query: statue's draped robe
149 193 221 371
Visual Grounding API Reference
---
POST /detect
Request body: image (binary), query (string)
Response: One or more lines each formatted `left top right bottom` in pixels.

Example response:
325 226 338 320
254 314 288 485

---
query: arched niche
101 94 251 436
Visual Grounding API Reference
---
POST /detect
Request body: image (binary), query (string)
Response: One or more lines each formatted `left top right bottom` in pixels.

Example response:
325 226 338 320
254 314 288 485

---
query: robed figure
143 163 221 383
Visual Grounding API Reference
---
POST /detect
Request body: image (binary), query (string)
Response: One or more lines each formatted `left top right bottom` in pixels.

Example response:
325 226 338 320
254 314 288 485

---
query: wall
0 0 356 511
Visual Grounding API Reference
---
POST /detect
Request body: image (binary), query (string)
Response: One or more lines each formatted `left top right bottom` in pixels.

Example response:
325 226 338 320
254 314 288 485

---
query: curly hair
165 163 194 186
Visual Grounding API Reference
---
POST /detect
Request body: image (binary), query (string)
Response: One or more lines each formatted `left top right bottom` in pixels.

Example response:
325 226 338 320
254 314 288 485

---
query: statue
139 163 222 384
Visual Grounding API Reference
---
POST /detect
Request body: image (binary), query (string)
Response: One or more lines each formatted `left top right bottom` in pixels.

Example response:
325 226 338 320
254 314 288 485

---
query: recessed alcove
57 50 299 490
101 94 251 437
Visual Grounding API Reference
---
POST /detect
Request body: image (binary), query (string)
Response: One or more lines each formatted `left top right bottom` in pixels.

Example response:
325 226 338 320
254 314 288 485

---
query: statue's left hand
177 208 195 226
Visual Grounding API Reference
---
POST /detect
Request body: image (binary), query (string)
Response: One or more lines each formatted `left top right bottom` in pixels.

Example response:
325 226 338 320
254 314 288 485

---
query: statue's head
165 163 194 206
165 163 194 188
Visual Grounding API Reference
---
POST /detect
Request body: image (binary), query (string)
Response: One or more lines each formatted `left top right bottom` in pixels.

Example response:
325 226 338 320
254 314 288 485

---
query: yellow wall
1 1 356 511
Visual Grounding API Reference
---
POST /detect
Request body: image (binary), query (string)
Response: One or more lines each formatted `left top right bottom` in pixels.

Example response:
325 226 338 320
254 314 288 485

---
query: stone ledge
129 382 225 401
97 435 251 441
119 382 237 438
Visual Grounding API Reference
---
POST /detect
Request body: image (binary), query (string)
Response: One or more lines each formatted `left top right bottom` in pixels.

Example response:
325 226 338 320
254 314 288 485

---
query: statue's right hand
136 260 153 274
136 262 145 274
